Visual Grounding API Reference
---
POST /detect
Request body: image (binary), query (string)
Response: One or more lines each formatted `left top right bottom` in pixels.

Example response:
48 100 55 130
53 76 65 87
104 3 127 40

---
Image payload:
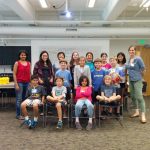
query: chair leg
43 104 46 128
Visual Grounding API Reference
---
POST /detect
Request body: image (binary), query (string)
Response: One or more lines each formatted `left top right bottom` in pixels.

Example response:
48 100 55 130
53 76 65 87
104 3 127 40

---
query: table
0 82 15 108
0 82 14 89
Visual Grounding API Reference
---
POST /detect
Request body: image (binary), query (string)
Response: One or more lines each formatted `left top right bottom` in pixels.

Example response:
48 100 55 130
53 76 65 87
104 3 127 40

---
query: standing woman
13 50 31 119
100 52 111 70
126 46 146 123
69 51 79 89
117 52 127 99
33 51 54 95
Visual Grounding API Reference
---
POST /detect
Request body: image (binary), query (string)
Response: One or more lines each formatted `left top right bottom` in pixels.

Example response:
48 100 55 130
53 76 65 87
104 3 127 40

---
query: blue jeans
15 82 29 117
75 99 94 118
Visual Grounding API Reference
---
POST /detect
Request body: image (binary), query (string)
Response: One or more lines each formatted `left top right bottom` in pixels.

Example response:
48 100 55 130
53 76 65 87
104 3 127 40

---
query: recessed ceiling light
88 0 96 8
39 0 48 8
66 11 71 18
143 0 150 7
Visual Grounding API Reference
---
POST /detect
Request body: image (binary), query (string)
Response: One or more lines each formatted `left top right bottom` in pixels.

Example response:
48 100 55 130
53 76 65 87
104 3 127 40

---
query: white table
0 82 15 108
0 82 14 89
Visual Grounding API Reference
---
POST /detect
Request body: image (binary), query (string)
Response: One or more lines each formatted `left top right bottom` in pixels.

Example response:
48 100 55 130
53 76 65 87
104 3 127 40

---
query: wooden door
136 46 150 96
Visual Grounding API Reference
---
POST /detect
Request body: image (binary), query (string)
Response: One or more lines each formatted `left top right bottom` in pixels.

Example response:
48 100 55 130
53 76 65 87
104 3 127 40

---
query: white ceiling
0 0 150 39
0 0 149 21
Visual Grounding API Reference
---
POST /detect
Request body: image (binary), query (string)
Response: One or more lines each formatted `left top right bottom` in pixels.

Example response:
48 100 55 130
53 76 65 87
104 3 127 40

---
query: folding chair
98 99 123 127
20 103 45 128
70 99 96 129
44 90 72 128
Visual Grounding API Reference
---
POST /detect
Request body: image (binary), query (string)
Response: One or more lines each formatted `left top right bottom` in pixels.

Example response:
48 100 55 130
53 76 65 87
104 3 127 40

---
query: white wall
110 39 150 60
1 38 149 73
31 39 110 72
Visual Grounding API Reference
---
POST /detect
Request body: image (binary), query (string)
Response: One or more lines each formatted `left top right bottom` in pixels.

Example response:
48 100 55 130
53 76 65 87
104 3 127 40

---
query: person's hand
105 97 110 102
58 99 63 102
54 97 59 102
15 84 20 91
39 78 44 84
49 78 53 83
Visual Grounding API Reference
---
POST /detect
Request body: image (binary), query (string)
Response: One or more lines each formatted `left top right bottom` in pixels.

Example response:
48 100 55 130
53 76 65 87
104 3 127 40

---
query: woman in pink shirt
101 52 111 70
75 75 94 130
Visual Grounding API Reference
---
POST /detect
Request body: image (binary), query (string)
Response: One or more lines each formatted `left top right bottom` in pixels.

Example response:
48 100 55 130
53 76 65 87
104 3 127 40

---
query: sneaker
116 113 120 118
16 115 24 120
56 121 63 129
108 112 112 116
31 120 38 128
86 122 93 131
40 113 44 116
21 119 31 127
75 122 82 130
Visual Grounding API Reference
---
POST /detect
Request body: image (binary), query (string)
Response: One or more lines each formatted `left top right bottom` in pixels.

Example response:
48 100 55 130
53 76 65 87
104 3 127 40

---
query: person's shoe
31 120 38 128
21 119 31 127
130 113 139 118
108 112 112 116
141 113 147 124
56 121 63 129
16 115 24 120
40 113 44 116
130 109 139 118
75 122 82 130
86 122 93 131
116 113 120 118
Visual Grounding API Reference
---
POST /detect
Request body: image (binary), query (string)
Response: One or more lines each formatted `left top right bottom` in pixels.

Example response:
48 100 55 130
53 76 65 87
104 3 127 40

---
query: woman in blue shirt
126 46 146 123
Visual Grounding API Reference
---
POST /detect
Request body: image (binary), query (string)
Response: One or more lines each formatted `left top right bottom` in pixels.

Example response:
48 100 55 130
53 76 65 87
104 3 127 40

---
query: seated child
47 77 67 129
96 75 121 116
21 75 46 128
91 58 106 104
75 75 94 131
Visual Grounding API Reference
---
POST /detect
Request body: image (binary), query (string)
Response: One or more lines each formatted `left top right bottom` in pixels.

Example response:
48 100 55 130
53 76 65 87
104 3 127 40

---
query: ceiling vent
102 24 111 27
66 28 77 31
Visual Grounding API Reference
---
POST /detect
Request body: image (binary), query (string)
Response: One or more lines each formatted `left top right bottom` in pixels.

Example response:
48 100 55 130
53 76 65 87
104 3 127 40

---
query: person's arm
87 67 92 86
112 93 116 96
75 87 81 99
138 57 146 76
49 66 54 84
82 87 92 97
69 72 72 88
101 92 105 97
74 66 78 89
33 62 44 84
13 61 19 90
41 96 45 104
25 87 30 99
51 87 57 98
100 92 107 99
33 62 38 75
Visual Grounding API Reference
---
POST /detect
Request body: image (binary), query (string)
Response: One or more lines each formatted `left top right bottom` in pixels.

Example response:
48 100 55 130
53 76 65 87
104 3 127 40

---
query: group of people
13 45 147 130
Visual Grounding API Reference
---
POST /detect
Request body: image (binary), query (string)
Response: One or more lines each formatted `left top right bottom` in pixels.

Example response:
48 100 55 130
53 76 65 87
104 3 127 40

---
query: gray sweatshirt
74 65 92 87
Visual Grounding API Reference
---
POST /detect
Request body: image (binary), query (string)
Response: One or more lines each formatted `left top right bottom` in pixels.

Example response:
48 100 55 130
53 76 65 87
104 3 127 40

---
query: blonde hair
104 75 112 84
109 56 117 61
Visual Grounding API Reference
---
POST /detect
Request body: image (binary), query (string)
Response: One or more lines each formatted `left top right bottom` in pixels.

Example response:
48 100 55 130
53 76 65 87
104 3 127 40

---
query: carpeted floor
0 97 150 150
